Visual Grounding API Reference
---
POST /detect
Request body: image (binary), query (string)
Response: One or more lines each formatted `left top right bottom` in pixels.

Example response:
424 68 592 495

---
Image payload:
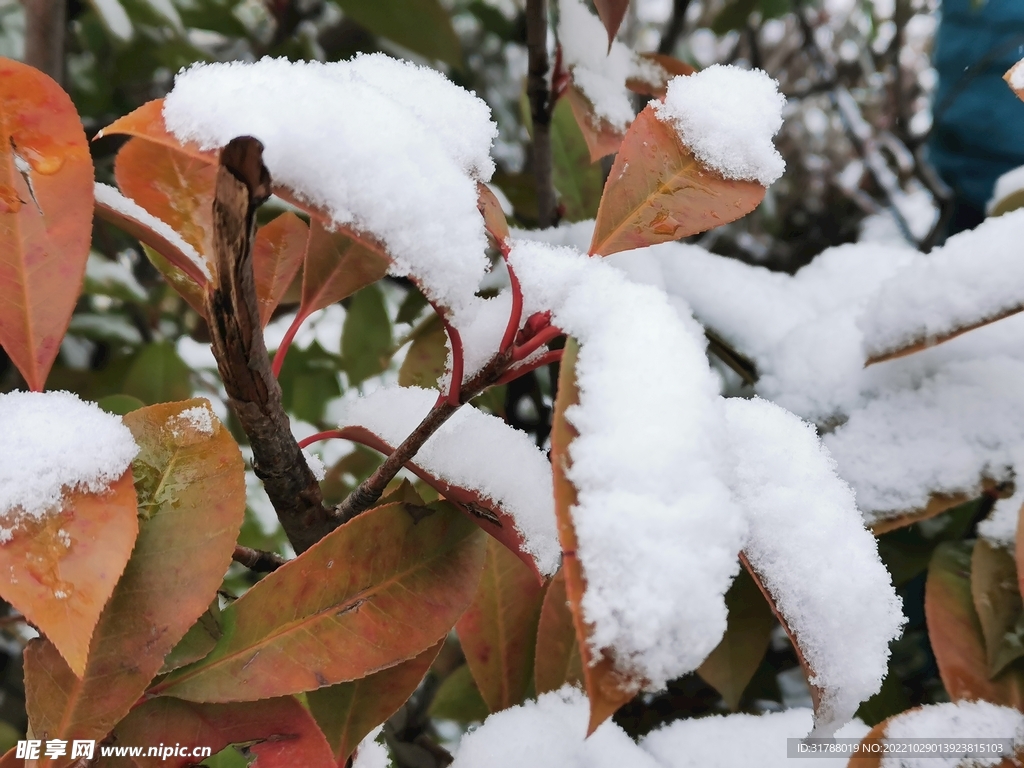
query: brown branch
657 0 692 55
526 0 556 228
334 350 514 524
232 544 287 573
22 0 65 84
865 303 1024 366
205 137 338 554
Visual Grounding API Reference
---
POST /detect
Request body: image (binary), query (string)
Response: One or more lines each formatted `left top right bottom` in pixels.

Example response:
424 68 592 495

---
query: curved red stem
271 311 308 377
501 263 524 353
513 324 563 362
495 349 564 386
297 429 347 450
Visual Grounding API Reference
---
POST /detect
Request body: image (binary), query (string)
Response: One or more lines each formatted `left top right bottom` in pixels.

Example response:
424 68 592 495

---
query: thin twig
526 0 556 228
657 0 692 56
232 545 287 573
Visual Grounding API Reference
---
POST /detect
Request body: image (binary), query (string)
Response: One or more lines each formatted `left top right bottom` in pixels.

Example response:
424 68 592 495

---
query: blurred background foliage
0 0 997 761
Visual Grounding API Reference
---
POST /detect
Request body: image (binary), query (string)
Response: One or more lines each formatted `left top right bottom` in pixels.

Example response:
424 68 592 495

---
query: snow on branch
860 210 1024 363
162 54 498 318
509 240 746 688
724 398 904 737
877 702 1024 767
335 386 559 577
0 391 138 530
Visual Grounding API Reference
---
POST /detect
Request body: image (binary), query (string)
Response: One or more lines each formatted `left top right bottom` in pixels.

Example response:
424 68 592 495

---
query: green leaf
429 665 489 723
398 314 447 389
151 501 485 702
696 567 775 710
308 642 441 763
712 0 758 34
457 537 545 713
972 540 1024 677
335 0 462 68
161 600 223 674
24 400 246 751
97 393 146 416
276 342 342 424
122 341 193 404
342 283 393 386
551 96 604 223
396 288 429 325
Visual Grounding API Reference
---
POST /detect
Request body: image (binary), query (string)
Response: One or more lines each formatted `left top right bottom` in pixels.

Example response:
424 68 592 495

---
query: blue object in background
929 0 1024 232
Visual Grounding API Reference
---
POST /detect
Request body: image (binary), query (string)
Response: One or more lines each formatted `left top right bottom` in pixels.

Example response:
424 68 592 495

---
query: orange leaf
0 57 95 390
457 537 545 713
926 542 1024 707
96 98 213 163
592 0 629 47
334 425 547 581
565 85 625 162
551 338 641 733
1005 63 1024 103
151 501 485 703
534 567 584 695
589 104 765 257
254 212 308 327
109 696 336 768
477 182 510 246
0 472 137 676
114 137 217 272
24 399 246 761
626 53 695 99
299 219 390 322
308 641 442 764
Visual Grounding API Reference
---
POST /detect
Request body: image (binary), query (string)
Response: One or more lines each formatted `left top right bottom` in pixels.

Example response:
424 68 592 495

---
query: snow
351 727 388 768
723 398 904 737
860 211 1024 360
302 448 327 482
879 701 1024 768
558 0 663 131
654 65 787 186
0 391 138 531
988 164 1024 215
94 182 210 280
450 687 662 768
978 486 1021 551
93 0 133 42
85 252 147 301
1008 59 1024 90
641 709 871 768
336 386 560 576
162 55 497 318
171 404 214 437
509 239 746 688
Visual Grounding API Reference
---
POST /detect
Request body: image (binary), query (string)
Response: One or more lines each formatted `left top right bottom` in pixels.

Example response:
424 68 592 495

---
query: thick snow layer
978 487 1021 551
163 55 497 316
0 391 138 523
879 701 1024 768
860 211 1024 359
654 65 786 186
450 687 662 768
509 239 746 688
724 398 904 736
988 164 1024 214
336 386 559 576
95 182 210 280
351 728 388 768
558 0 662 130
641 709 871 768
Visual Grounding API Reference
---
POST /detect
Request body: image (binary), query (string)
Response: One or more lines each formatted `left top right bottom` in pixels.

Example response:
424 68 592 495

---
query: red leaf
593 0 629 47
23 399 246 761
626 53 695 99
590 104 765 257
114 137 217 275
0 57 95 390
534 568 584 695
565 85 625 162
109 696 336 768
477 182 510 246
299 219 390 322
254 212 308 327
0 472 138 676
550 339 641 733
308 642 441 764
457 537 545 712
151 501 484 703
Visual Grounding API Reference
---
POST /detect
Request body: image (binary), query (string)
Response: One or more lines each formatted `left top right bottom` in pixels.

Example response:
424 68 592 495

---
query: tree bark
205 137 338 554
